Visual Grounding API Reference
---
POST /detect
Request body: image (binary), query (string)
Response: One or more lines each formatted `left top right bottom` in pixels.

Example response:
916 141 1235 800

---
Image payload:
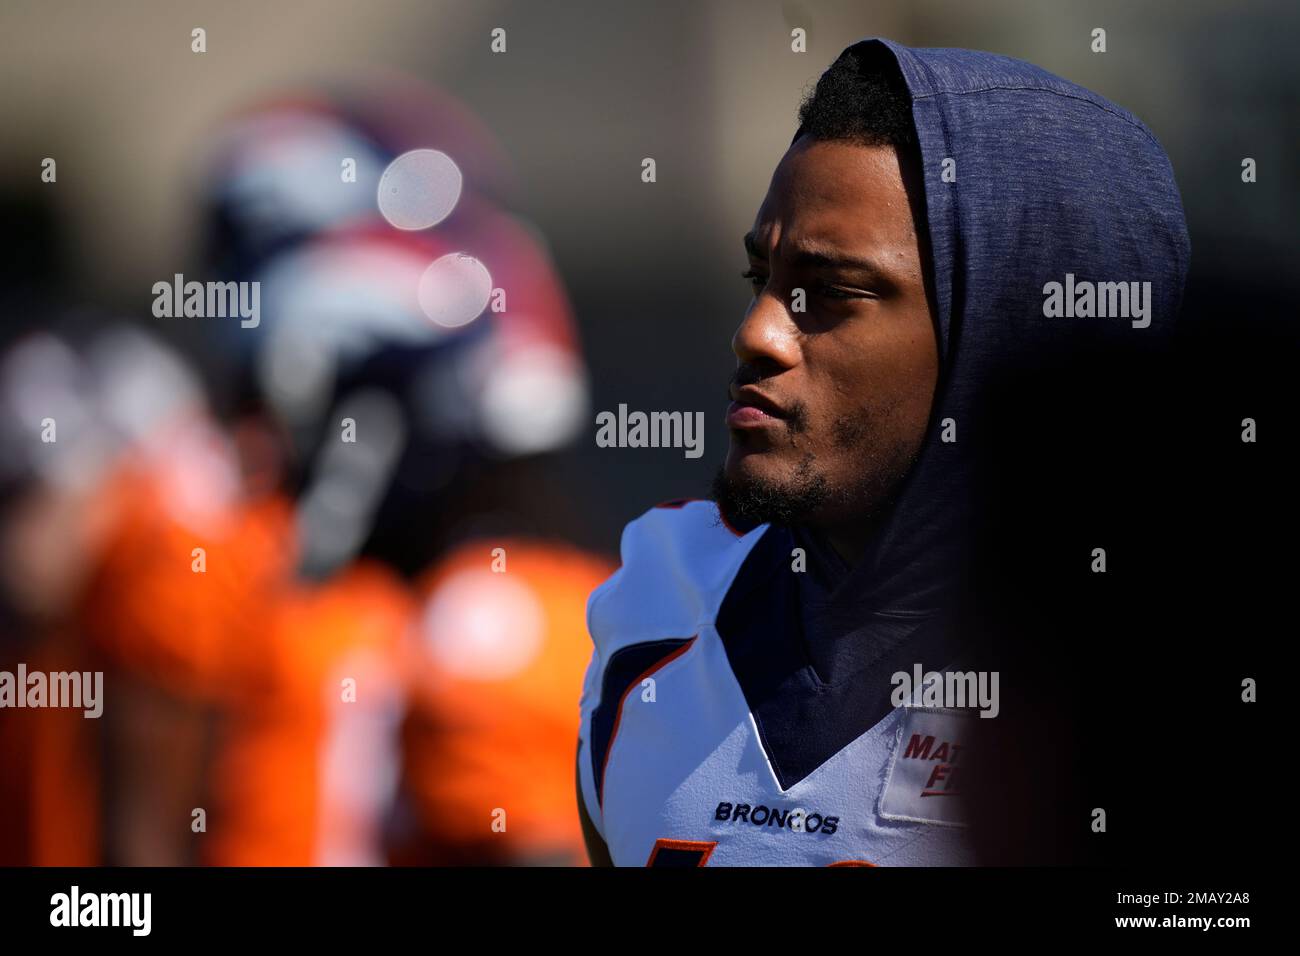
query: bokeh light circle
377 148 462 230
417 253 493 328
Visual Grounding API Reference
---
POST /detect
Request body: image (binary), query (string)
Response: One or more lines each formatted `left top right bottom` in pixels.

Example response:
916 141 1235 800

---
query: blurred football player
0 329 115 865
73 324 294 865
89 80 610 867
226 211 605 867
0 322 244 865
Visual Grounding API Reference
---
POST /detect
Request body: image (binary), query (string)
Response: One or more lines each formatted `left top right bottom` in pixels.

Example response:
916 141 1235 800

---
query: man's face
716 137 939 533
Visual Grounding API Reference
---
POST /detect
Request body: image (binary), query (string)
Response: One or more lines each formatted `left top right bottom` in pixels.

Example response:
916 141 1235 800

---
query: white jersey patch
879 708 973 827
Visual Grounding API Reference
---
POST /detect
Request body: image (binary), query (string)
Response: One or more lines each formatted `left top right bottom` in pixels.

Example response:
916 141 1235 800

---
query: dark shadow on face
716 136 938 558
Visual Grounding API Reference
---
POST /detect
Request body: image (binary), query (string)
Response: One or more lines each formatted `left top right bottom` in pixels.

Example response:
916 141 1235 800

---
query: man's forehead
745 211 903 265
749 139 915 258
773 138 905 203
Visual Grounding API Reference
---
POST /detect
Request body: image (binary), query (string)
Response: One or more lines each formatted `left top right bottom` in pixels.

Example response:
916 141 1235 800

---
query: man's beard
711 409 906 531
711 451 830 528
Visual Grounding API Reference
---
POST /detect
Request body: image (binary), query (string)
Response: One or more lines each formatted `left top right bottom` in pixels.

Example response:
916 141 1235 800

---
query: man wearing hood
577 38 1188 866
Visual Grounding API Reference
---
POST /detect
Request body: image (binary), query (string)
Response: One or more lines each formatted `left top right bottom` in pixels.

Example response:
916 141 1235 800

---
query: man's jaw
712 451 830 530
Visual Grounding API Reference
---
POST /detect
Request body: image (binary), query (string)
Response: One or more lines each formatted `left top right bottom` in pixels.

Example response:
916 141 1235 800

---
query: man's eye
816 282 868 301
740 269 766 293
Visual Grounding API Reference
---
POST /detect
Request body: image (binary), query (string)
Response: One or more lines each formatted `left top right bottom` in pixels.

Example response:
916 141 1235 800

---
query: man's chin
711 454 829 530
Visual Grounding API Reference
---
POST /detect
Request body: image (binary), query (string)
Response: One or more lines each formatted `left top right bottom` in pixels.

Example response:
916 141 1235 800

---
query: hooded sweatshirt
578 38 1189 867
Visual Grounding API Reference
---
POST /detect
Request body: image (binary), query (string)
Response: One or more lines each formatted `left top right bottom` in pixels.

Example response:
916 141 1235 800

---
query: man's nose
731 286 799 370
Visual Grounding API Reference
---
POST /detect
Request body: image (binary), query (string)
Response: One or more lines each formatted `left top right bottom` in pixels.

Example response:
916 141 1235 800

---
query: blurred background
0 0 1294 865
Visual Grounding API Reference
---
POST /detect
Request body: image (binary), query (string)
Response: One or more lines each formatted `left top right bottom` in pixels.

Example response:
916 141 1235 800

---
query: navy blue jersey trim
715 527 961 790
591 637 696 807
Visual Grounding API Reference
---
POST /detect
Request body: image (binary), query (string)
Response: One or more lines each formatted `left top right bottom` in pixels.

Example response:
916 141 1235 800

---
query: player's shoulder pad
586 499 766 655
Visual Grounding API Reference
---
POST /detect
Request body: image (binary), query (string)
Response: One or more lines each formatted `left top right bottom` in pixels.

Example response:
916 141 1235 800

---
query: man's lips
726 386 786 429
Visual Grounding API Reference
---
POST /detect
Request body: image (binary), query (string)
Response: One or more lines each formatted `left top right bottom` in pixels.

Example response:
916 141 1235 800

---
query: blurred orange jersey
79 439 300 865
87 481 295 705
0 630 102 865
84 422 418 866
397 538 614 866
0 475 121 865
4 415 284 866
205 559 414 866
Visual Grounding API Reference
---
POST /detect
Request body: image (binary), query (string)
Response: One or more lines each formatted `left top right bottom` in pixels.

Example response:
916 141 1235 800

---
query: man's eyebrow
744 231 893 281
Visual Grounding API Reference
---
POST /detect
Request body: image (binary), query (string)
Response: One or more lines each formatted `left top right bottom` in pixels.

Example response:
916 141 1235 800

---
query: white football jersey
577 500 977 866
